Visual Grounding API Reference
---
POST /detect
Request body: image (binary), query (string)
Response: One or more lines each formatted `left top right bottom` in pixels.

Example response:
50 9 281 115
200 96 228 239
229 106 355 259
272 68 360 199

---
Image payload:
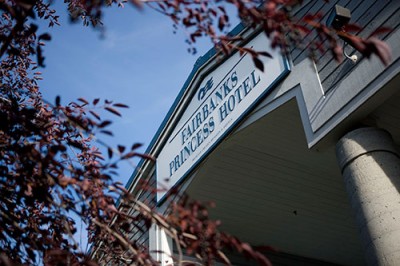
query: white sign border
156 31 291 204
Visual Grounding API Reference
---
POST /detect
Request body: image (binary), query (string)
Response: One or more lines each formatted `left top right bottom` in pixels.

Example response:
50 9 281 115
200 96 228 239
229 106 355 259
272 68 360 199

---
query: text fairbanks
169 68 261 176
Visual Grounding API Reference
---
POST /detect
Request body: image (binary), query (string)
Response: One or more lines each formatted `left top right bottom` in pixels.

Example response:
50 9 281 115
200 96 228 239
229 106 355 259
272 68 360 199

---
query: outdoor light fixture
326 5 351 30
326 5 358 64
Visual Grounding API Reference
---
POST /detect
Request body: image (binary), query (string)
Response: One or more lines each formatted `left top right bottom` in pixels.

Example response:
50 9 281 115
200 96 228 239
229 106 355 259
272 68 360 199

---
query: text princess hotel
94 1 400 265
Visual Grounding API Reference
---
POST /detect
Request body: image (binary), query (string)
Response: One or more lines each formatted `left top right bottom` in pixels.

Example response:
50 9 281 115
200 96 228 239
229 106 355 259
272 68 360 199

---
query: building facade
110 0 400 265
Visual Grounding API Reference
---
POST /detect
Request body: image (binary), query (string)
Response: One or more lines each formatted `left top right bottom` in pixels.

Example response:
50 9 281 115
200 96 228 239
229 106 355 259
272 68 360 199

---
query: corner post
149 224 173 265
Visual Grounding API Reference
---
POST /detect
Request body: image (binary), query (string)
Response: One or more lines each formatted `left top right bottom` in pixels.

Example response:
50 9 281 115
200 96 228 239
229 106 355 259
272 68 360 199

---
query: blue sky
38 2 224 186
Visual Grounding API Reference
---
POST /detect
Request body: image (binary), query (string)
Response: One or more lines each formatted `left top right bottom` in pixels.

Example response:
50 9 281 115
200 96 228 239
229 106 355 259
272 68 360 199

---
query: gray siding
292 0 400 89
94 172 156 265
318 0 400 92
95 1 400 265
126 172 156 247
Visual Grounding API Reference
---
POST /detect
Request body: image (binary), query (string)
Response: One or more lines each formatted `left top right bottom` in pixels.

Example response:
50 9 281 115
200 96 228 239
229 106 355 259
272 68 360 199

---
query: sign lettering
156 32 289 202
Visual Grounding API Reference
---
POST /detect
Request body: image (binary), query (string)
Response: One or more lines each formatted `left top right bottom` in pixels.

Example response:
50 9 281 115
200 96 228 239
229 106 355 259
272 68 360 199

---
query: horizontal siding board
117 173 156 250
207 204 358 241
185 100 364 265
290 0 335 60
196 186 352 229
320 7 399 92
318 0 397 91
291 0 351 65
192 189 362 263
292 0 322 19
219 148 346 197
372 93 400 144
199 161 351 219
315 0 377 75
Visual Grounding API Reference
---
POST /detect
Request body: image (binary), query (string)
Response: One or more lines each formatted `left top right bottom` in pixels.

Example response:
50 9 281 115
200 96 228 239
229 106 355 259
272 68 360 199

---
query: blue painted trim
123 23 291 208
157 54 291 206
123 22 246 194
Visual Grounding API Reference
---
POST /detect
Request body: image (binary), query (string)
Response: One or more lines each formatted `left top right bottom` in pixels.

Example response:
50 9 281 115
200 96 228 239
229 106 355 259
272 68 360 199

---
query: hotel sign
156 32 289 202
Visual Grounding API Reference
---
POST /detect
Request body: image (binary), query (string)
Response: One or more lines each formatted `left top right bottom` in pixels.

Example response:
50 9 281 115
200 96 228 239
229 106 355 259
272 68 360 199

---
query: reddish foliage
0 0 392 265
165 196 273 266
152 0 392 68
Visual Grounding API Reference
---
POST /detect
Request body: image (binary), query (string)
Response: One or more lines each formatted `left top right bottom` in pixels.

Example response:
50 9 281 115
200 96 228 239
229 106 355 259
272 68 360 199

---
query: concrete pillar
336 127 400 265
